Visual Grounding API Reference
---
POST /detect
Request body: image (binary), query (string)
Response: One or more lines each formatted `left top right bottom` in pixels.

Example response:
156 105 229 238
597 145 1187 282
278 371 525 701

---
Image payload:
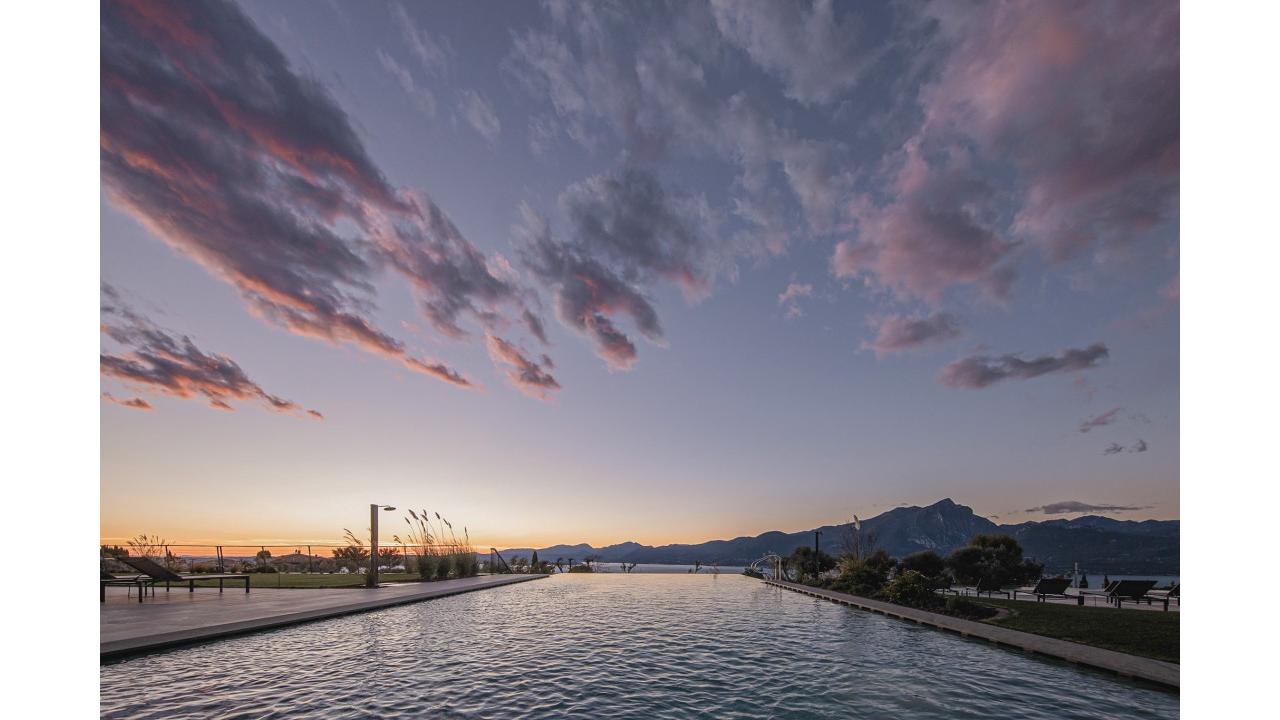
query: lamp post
368 504 396 588
813 530 822 578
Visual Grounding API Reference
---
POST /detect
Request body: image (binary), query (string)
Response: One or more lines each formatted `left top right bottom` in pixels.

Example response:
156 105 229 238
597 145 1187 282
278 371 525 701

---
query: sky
100 0 1179 549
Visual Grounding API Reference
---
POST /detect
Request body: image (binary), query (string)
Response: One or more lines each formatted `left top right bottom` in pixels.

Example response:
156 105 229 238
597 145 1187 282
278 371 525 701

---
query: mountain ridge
500 499 1178 574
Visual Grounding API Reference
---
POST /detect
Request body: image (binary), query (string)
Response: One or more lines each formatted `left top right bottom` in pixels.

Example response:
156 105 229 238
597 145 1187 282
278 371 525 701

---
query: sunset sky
100 0 1178 549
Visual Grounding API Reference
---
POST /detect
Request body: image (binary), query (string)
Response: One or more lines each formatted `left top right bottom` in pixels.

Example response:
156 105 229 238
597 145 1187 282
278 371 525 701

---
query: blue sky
100 0 1178 547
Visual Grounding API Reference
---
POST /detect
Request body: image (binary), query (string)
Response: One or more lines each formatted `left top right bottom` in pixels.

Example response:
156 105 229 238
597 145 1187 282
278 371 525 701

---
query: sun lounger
970 577 1010 599
1148 583 1179 608
1013 577 1080 604
1080 579 1162 609
100 556 250 603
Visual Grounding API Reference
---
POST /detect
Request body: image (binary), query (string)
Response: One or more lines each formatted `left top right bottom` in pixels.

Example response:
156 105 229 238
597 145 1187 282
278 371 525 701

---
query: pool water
100 574 1177 719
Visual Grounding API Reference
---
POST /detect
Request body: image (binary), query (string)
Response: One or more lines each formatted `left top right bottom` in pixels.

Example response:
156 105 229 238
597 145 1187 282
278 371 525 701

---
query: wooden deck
765 580 1178 689
101 574 546 660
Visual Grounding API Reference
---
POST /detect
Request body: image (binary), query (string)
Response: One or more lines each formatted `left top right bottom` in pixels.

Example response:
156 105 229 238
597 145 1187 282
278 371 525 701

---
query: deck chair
101 556 250 603
1013 578 1078 604
972 577 1010 599
1149 584 1179 607
1082 579 1159 609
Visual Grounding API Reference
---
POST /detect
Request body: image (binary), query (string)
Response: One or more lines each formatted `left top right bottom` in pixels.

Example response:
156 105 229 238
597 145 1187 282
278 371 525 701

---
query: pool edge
764 579 1179 690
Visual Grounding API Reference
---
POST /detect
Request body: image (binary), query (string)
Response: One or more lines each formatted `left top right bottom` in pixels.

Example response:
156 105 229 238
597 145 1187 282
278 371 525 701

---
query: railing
99 543 498 578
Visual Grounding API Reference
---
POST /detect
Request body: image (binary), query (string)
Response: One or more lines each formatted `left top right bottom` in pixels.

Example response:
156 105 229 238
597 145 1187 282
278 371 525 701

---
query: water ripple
101 575 1177 719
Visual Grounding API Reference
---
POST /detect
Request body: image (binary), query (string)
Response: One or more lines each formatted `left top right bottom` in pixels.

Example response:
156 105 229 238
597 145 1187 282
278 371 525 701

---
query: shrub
881 570 936 609
453 552 478 577
742 568 765 579
414 554 436 580
787 545 836 584
434 553 453 580
829 559 889 597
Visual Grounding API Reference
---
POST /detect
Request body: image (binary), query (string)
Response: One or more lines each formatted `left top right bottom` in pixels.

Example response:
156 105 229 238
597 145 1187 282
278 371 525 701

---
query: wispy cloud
102 0 545 392
486 334 560 400
516 165 718 369
777 282 812 319
710 0 883 105
939 343 1108 389
1102 438 1149 456
1078 407 1123 433
101 393 153 411
459 89 501 143
377 48 436 117
390 1 452 77
101 285 321 417
1025 501 1152 515
863 312 961 357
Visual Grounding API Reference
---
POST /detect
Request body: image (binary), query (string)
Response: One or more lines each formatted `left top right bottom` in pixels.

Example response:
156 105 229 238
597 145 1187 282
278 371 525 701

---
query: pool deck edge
765 579 1178 689
101 574 546 660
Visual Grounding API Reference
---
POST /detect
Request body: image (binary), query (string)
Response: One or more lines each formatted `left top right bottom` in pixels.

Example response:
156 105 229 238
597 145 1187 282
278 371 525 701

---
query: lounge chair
935 580 961 596
971 577 1010 599
1148 584 1179 608
100 556 250 603
1013 577 1080 604
1081 579 1161 609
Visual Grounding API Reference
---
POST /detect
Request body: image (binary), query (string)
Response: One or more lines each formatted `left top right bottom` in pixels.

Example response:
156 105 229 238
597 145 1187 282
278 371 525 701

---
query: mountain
499 499 1178 574
997 516 1180 574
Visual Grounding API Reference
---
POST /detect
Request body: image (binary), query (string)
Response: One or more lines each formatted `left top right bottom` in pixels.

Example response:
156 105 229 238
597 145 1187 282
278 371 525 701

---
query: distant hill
500 499 1178 574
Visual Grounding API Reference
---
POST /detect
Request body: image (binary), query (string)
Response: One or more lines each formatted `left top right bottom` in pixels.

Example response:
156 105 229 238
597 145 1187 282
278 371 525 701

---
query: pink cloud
863 313 961 357
101 0 542 393
485 335 561 400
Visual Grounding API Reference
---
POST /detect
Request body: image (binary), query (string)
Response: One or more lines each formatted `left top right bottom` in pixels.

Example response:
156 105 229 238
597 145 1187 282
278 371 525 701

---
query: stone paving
767 580 1178 689
101 574 545 659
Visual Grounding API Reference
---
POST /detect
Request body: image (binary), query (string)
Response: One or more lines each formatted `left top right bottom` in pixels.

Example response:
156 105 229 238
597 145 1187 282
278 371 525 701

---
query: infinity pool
101 574 1177 718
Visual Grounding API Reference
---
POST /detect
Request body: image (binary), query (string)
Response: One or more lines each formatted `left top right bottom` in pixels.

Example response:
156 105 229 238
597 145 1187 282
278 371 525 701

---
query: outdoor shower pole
367 504 397 588
368 504 379 588
814 530 822 576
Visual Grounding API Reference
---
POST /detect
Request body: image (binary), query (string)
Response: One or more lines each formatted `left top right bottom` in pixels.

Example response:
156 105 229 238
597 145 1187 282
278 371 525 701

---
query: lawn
184 572 426 589
975 598 1179 663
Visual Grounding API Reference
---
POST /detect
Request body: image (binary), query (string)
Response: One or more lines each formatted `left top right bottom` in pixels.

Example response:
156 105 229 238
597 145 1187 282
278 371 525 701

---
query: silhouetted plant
945 534 1042 587
881 570 935 607
331 529 370 572
786 546 836 583
127 534 167 562
377 546 402 569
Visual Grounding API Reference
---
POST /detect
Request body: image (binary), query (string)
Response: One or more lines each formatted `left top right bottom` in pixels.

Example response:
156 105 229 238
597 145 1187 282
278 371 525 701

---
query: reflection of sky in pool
102 574 1177 719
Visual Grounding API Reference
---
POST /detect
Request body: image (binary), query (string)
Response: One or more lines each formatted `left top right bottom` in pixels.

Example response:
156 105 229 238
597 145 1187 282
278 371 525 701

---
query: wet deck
766 580 1178 689
101 574 545 659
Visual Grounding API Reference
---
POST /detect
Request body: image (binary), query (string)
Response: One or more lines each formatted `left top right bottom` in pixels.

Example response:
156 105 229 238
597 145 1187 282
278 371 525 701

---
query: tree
863 549 897 574
945 534 1042 586
899 550 945 579
787 545 835 582
531 550 540 573
377 546 402 569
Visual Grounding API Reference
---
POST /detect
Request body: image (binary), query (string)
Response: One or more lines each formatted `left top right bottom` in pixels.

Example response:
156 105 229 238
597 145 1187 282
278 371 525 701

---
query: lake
100 574 1177 719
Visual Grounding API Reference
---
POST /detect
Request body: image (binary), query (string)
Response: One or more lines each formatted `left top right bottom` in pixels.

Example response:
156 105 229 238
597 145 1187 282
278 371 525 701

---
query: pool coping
765 579 1179 689
101 574 546 660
